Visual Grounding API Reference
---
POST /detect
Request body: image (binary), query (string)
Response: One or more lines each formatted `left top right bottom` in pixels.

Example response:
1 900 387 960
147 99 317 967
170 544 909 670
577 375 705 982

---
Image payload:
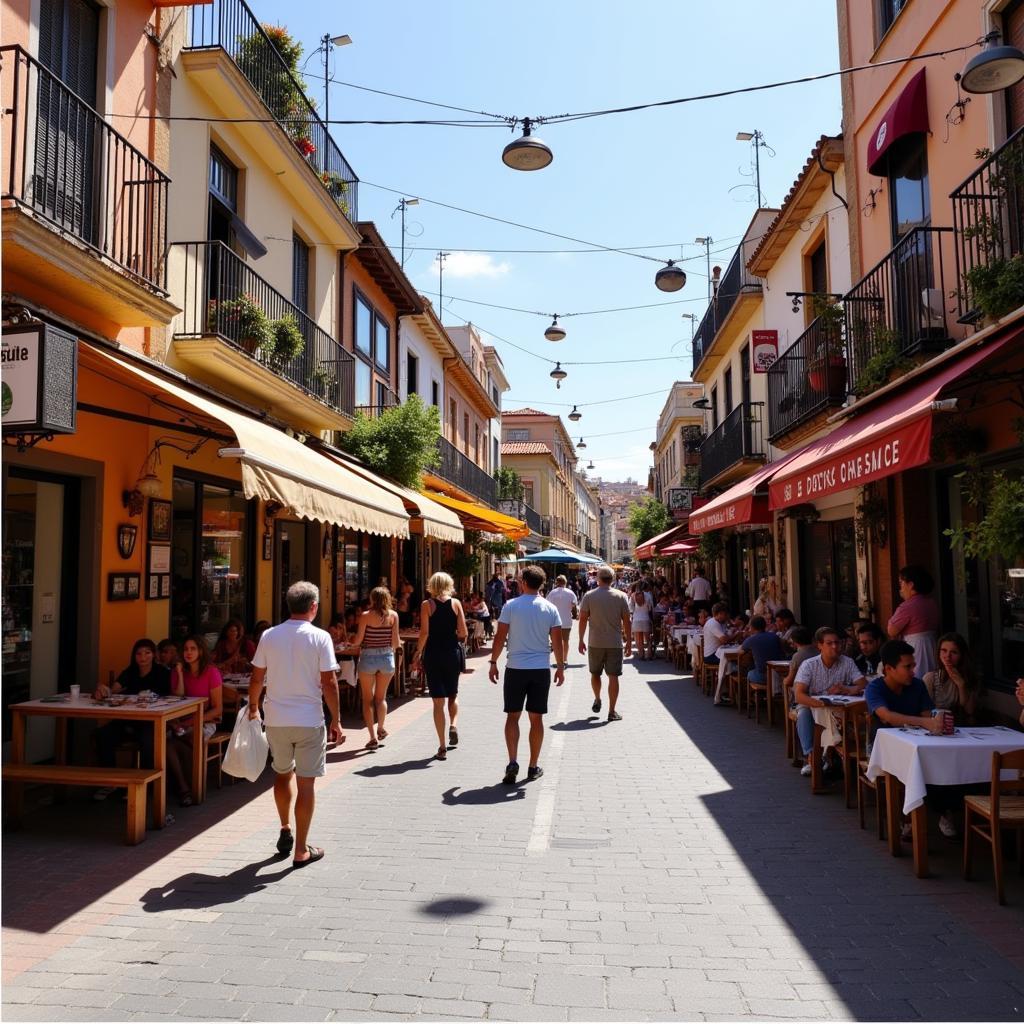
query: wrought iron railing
355 386 399 419
1 46 169 292
434 436 498 507
172 241 354 416
767 312 848 441
699 401 765 486
498 499 543 534
692 246 762 371
584 537 596 554
951 127 1024 322
843 226 953 395
186 0 358 221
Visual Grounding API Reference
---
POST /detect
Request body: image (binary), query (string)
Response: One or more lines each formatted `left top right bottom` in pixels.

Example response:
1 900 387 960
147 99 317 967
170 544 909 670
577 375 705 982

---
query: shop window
172 476 253 645
335 529 385 610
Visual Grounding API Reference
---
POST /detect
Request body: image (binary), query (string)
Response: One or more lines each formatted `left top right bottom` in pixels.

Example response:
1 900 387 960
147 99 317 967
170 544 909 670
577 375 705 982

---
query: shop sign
751 330 778 373
666 487 696 514
689 495 770 535
1 323 78 436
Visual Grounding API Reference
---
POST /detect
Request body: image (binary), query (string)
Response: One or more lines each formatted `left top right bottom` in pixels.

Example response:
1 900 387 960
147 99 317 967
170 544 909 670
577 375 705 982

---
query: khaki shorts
588 646 623 677
266 725 326 778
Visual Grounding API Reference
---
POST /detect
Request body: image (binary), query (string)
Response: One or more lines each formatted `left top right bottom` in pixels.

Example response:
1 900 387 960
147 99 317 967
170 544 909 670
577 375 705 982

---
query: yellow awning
322 452 464 545
422 491 529 540
90 348 410 538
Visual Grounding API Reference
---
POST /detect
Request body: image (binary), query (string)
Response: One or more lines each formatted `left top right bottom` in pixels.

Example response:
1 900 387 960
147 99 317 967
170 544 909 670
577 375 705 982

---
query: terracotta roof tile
501 441 553 455
503 408 549 417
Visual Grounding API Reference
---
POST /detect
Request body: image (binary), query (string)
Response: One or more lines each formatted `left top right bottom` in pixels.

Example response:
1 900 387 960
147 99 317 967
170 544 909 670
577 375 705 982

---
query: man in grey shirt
578 565 632 722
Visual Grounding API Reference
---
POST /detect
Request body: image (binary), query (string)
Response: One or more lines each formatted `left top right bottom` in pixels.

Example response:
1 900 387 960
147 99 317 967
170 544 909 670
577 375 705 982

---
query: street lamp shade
576 437 587 449
544 316 566 342
502 119 553 171
568 405 582 422
330 34 352 47
960 34 1024 93
655 261 687 292
550 362 567 388
736 131 754 141
404 197 419 206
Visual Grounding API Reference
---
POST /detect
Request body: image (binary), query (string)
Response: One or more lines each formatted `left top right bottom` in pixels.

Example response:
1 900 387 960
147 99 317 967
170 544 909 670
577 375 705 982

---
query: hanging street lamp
959 31 1024 93
568 405 582 422
502 118 553 171
550 362 567 388
655 260 687 292
544 316 566 342
576 437 587 449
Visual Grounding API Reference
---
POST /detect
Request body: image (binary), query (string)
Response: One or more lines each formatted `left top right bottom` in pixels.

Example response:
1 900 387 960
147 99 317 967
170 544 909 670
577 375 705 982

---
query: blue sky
249 1 842 481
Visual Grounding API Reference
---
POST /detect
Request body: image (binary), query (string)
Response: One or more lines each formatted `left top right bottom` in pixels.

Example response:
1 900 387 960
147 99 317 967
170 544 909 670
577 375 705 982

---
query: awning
768 339 1007 510
687 453 800 534
635 522 691 560
422 491 529 540
867 68 928 176
90 347 410 537
660 539 698 555
321 452 464 544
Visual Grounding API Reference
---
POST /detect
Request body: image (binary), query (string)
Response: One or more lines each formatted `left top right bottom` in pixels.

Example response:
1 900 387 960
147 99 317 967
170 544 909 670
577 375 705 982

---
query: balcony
432 436 498 508
355 386 399 419
952 127 1024 324
184 0 359 241
585 537 596 554
767 311 848 443
499 500 545 535
844 226 954 396
699 401 765 488
171 241 355 431
1 46 176 327
691 246 762 375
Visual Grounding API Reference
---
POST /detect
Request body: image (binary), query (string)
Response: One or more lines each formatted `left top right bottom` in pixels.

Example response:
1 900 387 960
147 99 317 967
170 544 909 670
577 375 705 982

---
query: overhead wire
418 289 704 318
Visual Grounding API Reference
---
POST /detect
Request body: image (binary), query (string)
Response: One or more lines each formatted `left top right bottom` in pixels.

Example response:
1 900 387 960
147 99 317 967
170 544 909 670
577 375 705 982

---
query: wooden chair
205 731 233 793
963 749 1024 904
745 660 769 726
696 645 716 697
726 658 745 712
782 676 802 766
855 707 886 840
833 705 863 809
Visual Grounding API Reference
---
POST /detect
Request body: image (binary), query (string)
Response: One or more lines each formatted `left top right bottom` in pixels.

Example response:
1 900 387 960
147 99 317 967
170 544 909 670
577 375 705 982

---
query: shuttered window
292 233 310 313
1006 0 1024 134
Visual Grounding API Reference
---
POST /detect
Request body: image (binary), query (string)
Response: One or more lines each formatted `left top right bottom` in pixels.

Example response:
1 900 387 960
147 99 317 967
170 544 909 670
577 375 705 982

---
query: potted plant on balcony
319 170 350 214
268 313 304 368
853 328 912 397
964 253 1024 324
208 295 273 355
682 425 704 466
806 299 847 397
310 366 338 402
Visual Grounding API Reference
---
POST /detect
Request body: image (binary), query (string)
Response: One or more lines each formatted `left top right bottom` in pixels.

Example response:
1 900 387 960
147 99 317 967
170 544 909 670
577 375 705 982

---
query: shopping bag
222 712 269 782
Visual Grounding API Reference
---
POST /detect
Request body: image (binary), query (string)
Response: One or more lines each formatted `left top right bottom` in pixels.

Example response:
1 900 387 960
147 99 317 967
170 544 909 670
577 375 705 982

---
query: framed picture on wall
108 572 141 601
148 544 171 575
126 574 140 599
160 575 171 598
146 571 170 600
148 574 160 599
148 499 172 543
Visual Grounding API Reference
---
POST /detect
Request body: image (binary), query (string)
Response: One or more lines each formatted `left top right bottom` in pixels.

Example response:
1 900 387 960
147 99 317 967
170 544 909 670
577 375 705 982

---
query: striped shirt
362 616 394 649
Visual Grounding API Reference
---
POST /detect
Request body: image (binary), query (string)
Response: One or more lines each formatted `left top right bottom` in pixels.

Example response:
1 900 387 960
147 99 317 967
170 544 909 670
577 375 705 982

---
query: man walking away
547 575 579 664
489 565 565 784
249 581 342 867
578 565 632 722
486 571 507 621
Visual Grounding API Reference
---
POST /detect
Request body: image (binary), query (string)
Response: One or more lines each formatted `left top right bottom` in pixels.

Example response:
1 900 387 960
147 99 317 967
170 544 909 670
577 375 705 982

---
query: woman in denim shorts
353 587 399 750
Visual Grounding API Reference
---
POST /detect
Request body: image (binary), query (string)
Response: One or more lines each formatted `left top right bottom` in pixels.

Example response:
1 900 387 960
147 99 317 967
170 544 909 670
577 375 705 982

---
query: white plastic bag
222 711 269 782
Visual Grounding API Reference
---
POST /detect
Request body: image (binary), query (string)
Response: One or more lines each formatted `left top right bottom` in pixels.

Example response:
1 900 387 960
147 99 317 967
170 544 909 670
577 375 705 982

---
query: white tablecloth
713 645 743 702
811 697 865 749
767 659 790 697
865 726 1024 814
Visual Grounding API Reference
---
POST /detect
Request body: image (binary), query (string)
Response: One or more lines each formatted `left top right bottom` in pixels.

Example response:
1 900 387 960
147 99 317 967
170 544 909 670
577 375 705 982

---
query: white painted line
527 671 572 854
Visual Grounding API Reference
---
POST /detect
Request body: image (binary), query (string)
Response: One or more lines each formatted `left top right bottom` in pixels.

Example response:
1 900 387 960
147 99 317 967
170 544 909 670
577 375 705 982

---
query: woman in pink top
167 634 223 806
887 565 941 678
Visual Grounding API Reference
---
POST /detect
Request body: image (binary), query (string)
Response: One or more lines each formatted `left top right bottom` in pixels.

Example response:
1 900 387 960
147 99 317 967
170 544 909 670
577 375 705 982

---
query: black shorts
503 667 551 715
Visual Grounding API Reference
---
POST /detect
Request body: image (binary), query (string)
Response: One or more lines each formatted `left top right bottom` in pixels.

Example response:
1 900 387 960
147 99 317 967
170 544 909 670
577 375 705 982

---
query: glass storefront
334 528 385 611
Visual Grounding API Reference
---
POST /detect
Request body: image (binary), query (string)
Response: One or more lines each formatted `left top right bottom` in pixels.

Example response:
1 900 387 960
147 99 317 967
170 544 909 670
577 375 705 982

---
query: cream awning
321 452 464 545
91 348 409 538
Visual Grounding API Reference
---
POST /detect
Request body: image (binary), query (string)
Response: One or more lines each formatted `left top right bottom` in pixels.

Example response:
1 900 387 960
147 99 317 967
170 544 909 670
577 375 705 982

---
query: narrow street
3 648 1023 1023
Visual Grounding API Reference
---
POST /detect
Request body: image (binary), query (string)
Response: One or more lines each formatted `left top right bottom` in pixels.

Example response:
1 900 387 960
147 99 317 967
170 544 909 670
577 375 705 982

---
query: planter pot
683 451 700 467
808 356 847 398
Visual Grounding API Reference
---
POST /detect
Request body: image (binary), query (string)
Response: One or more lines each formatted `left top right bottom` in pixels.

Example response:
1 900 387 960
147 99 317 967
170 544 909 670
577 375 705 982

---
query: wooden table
810 696 866 796
867 725 1024 878
713 646 743 706
9 694 206 831
765 659 790 728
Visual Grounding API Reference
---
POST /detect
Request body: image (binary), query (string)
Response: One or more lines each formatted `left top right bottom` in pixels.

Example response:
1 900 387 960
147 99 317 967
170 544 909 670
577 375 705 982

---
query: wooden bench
3 764 162 845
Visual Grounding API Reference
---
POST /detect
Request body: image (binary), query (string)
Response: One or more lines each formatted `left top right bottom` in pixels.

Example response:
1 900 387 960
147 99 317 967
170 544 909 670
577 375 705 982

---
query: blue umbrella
516 548 584 563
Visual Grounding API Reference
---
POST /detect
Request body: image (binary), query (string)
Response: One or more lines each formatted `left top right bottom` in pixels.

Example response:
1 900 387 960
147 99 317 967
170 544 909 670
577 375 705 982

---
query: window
888 137 930 243
710 386 719 430
877 0 908 40
524 482 535 507
723 368 733 415
474 423 480 465
507 429 529 442
492 436 499 473
292 233 310 314
353 289 393 406
431 380 439 407
355 360 371 407
449 399 457 442
355 294 373 357
406 352 418 397
375 315 390 372
1007 0 1024 134
463 413 470 456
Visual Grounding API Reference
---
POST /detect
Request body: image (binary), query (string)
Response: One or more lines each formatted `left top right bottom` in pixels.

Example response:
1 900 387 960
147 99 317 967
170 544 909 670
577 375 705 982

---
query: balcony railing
1 45 169 291
499 499 544 535
951 126 1024 322
173 241 354 416
844 226 953 396
699 401 765 486
186 0 358 221
767 312 848 441
692 246 762 371
355 386 399 419
584 537 596 554
434 436 498 508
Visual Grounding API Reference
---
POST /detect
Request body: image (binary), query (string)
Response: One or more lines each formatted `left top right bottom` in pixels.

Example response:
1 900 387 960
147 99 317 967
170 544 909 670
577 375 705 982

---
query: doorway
798 519 858 631
275 520 318 623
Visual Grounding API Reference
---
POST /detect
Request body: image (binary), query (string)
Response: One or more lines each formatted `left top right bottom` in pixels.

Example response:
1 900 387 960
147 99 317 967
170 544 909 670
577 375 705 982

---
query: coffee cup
69 684 80 701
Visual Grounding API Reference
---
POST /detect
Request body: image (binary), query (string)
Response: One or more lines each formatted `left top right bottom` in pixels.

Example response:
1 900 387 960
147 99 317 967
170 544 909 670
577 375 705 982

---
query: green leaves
946 471 1024 564
627 497 671 546
339 394 440 489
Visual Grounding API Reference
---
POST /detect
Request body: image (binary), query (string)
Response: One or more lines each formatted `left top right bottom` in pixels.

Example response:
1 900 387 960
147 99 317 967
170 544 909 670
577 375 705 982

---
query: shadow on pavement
419 896 490 917
139 855 293 912
440 784 526 805
354 756 437 777
550 717 605 731
644 675 1024 1022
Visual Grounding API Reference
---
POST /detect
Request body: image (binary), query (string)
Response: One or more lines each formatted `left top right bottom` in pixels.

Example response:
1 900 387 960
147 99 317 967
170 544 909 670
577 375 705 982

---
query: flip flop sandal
366 738 379 750
377 728 388 740
448 727 459 747
292 845 324 869
276 829 294 855
436 746 447 761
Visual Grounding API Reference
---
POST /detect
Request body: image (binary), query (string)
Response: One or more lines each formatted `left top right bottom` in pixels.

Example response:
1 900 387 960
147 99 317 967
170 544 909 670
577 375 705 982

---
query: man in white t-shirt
249 581 341 868
546 574 578 658
686 568 713 610
703 602 742 705
489 565 564 785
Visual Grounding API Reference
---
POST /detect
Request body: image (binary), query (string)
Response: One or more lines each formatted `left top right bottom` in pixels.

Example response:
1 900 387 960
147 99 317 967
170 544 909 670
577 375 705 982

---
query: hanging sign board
2 323 78 435
666 487 696 519
751 329 778 373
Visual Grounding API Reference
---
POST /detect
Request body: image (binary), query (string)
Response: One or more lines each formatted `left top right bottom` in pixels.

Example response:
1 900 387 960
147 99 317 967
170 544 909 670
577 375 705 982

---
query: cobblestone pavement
3 646 1024 1022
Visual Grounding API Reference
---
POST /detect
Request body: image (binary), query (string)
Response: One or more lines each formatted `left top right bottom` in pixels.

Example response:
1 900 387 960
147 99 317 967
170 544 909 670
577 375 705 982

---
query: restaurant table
398 631 420 695
713 646 743 704
810 696 866 796
8 693 206 832
866 725 1024 877
765 659 791 727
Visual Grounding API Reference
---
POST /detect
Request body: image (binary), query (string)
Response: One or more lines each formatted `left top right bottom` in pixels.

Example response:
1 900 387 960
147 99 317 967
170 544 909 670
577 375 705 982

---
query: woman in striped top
353 586 400 750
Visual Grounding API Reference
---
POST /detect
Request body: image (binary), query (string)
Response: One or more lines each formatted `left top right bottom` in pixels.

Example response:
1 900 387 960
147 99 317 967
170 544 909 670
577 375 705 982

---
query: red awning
660 539 698 555
635 522 690 560
867 68 929 176
768 339 1008 511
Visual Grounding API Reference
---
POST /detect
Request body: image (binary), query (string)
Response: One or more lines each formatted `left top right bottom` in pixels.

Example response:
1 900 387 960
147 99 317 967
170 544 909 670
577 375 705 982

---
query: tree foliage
338 395 440 489
495 466 525 501
627 497 671 545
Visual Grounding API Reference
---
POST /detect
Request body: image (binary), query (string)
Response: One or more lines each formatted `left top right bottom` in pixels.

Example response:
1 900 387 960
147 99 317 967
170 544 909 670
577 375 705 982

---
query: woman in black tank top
413 572 468 760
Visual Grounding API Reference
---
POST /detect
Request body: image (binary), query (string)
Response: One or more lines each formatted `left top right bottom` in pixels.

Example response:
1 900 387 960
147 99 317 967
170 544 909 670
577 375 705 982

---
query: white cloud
427 251 512 279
